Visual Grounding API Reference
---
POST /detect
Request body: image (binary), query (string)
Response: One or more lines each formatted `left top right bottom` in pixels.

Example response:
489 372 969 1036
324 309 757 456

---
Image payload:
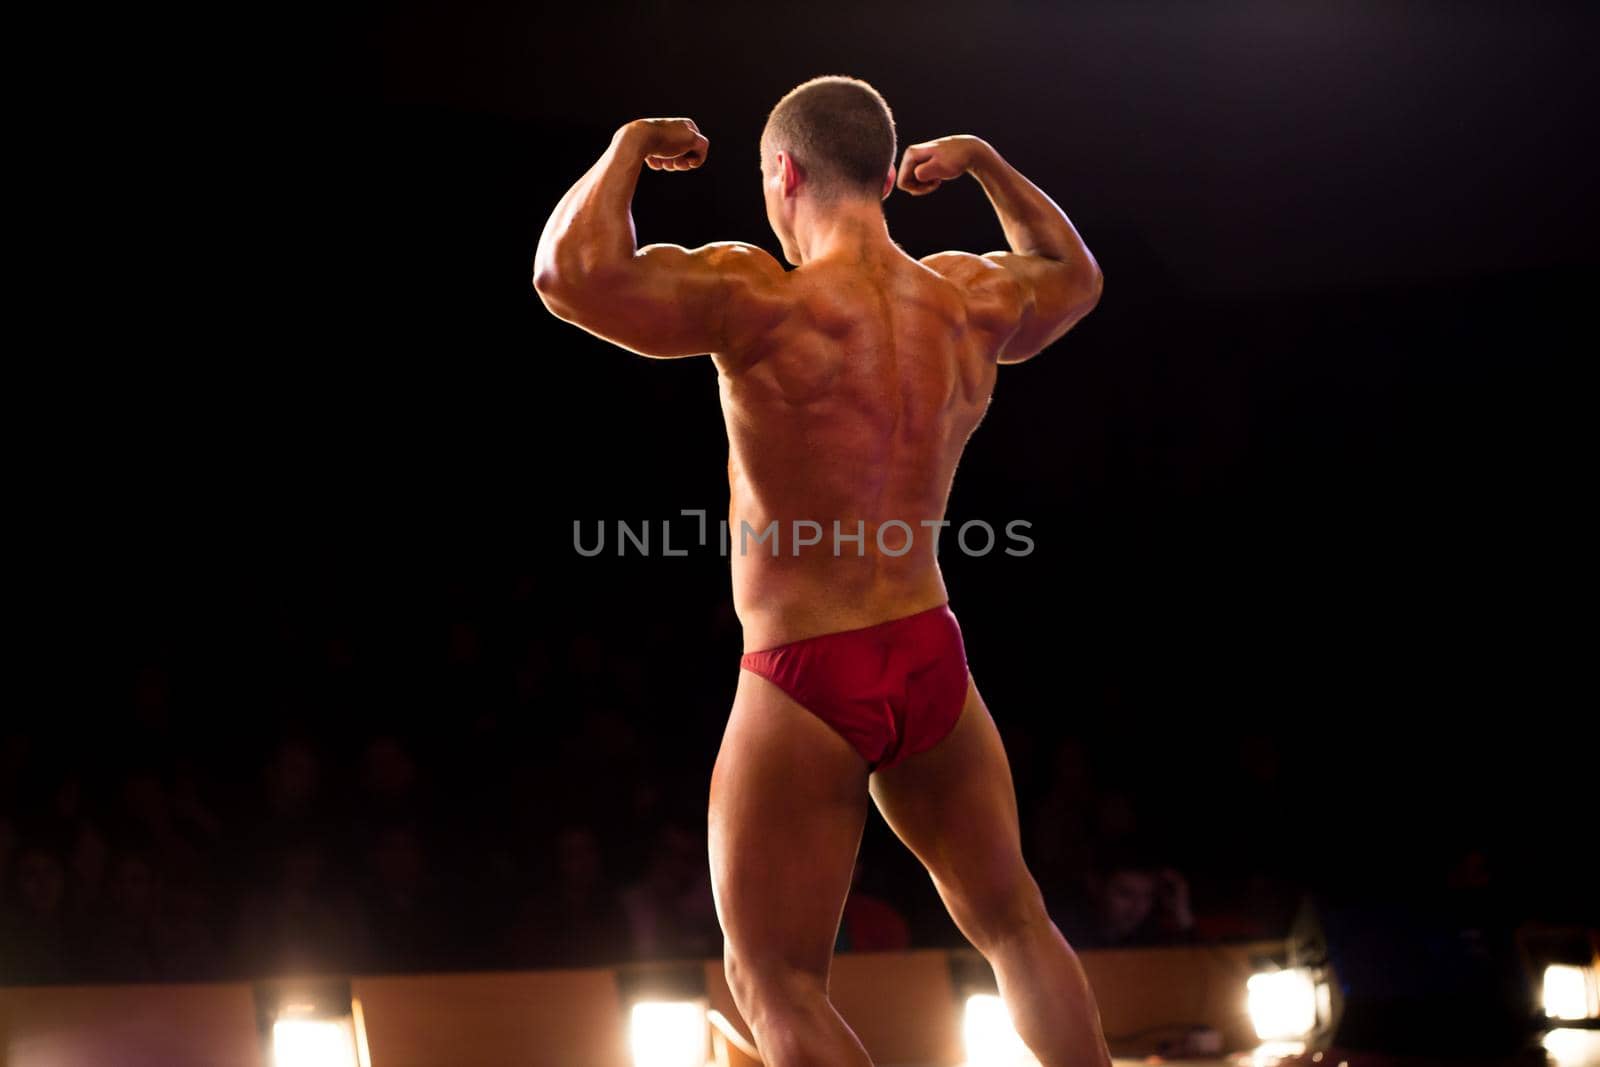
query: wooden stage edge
1 940 1285 1067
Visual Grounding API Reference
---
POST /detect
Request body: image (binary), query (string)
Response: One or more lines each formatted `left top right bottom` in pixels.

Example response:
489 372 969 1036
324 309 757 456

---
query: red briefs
739 602 970 772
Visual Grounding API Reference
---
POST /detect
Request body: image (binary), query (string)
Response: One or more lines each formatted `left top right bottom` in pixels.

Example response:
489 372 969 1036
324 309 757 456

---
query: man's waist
733 570 950 653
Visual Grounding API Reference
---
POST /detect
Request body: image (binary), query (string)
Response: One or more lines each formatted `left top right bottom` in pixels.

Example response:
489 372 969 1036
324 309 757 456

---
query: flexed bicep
982 251 1103 364
533 118 783 359
544 241 778 359
902 135 1102 364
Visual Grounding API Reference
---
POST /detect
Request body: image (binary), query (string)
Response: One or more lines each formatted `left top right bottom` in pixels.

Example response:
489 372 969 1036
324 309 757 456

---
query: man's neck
794 198 894 264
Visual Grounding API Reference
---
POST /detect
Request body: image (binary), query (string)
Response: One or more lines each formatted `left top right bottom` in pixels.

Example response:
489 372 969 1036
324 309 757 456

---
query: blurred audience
0 579 1314 986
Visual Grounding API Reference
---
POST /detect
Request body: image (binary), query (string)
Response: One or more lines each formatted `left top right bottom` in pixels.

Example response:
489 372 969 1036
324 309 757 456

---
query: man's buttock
738 602 969 771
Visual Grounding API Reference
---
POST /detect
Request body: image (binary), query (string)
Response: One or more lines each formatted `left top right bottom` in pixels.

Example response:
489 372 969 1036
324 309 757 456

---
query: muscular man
534 75 1109 1067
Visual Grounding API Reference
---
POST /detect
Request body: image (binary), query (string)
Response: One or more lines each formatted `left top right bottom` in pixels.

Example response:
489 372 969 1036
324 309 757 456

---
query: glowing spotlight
1247 968 1318 1042
630 1000 708 1067
272 1016 361 1067
1544 963 1600 1021
261 985 370 1067
1543 1027 1600 1067
963 993 1036 1067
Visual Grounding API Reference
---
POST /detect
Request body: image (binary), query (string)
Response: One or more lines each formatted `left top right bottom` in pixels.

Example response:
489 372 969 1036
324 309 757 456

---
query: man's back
716 248 1000 652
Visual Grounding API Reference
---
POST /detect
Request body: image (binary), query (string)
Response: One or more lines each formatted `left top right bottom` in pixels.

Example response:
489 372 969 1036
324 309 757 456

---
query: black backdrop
38 0 1597 959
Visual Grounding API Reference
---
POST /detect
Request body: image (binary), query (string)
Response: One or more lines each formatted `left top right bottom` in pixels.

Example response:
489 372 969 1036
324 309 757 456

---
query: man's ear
779 150 801 196
882 164 895 200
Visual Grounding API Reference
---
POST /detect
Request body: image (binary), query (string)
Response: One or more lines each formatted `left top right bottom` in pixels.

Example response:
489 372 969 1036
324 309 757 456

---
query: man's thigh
867 675 1037 944
708 668 871 977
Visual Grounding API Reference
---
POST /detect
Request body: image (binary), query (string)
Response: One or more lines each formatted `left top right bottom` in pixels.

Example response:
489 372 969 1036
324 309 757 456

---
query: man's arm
533 117 780 359
900 135 1102 364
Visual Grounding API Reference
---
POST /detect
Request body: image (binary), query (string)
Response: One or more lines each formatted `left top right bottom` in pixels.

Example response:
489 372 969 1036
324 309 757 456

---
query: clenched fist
623 117 710 172
896 135 990 195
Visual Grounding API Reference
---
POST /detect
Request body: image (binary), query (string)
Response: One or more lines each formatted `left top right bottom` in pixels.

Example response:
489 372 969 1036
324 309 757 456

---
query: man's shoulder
695 243 798 367
705 242 795 322
699 241 787 285
918 250 1021 297
633 239 787 297
916 251 1025 345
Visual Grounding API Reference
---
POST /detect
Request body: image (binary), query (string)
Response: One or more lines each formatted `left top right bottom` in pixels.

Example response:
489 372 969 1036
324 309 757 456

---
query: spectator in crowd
512 824 630 967
119 769 213 889
0 814 15 908
262 738 323 826
233 833 368 976
1059 847 1196 949
357 735 421 823
1192 871 1299 942
67 821 111 917
0 837 70 983
79 848 221 981
835 858 910 953
89 850 163 980
621 822 720 961
1029 738 1097 906
359 821 453 973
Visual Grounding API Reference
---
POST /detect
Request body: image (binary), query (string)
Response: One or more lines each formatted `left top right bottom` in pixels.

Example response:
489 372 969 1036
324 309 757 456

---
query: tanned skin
535 115 1110 1067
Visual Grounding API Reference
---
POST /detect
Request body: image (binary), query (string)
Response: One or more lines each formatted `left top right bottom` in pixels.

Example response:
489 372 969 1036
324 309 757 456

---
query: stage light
1543 1027 1600 1067
1544 963 1600 1021
273 1016 361 1067
1247 967 1318 1042
257 982 371 1067
963 993 1035 1066
629 999 709 1067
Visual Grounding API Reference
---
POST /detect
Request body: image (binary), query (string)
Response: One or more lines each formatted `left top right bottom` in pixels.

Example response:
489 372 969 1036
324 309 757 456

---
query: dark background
11 0 1594 985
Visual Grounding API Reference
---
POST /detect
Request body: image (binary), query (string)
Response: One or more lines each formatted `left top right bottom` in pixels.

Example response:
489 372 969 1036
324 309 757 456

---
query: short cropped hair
762 75 897 201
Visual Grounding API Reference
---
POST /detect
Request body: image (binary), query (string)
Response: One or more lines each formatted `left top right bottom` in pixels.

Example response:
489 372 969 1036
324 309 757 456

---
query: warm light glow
1543 1027 1600 1067
629 1000 708 1067
1244 1042 1309 1066
963 993 1036 1067
351 997 373 1067
273 1017 360 1067
1544 964 1600 1021
1247 968 1318 1041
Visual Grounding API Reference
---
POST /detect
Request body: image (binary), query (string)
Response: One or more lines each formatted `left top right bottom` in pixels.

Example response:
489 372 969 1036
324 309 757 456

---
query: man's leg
708 668 875 1067
869 675 1113 1067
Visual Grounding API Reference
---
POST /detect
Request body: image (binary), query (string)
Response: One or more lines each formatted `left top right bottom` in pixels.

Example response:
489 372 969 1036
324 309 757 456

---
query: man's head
1095 866 1157 941
760 75 898 262
555 825 603 891
1089 844 1164 942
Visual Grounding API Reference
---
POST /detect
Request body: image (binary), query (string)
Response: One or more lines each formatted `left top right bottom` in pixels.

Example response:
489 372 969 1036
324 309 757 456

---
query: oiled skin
713 247 998 652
